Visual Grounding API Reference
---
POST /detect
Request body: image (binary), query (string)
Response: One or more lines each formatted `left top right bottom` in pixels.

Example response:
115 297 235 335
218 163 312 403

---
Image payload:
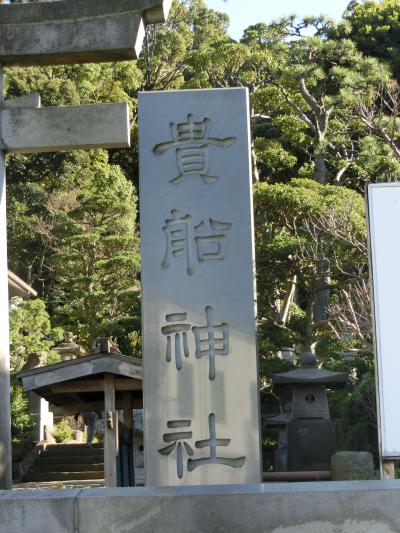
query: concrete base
2 481 400 532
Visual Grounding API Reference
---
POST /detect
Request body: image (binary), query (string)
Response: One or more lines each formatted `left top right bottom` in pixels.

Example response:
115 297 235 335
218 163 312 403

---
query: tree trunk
314 152 327 184
251 142 260 182
300 297 314 353
313 258 331 323
279 275 297 325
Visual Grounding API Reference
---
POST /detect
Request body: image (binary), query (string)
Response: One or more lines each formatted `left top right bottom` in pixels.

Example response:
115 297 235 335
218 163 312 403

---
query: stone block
331 451 375 480
72 430 84 443
2 103 130 154
76 482 400 533
0 489 79 533
3 482 400 532
0 0 172 67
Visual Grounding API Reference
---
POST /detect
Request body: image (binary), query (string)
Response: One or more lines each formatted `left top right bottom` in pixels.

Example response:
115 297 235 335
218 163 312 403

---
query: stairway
24 443 104 484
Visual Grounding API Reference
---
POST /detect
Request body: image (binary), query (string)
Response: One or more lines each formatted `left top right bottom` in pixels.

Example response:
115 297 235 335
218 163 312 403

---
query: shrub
53 419 72 443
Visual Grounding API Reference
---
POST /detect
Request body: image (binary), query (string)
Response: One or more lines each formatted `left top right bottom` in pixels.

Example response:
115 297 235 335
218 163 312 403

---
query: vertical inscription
140 89 261 486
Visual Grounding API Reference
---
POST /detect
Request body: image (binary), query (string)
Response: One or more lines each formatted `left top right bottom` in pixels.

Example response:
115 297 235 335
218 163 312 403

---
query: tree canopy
8 0 400 458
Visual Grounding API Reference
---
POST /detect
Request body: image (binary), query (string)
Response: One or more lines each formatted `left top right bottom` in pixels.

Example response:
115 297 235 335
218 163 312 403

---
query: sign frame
367 182 400 459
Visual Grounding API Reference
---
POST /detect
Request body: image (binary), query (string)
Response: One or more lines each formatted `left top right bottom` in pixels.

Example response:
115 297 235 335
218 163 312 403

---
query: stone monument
139 88 262 486
271 351 347 472
54 332 81 362
0 0 171 490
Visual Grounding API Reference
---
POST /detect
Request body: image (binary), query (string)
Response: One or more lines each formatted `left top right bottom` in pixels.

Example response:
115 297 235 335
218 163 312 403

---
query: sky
204 0 351 41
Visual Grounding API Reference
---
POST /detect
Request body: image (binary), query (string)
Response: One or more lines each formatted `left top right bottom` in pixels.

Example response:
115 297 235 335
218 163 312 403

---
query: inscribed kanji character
192 306 229 380
161 313 191 370
162 211 232 275
153 114 236 184
194 218 232 262
187 414 245 472
162 209 194 275
159 420 194 479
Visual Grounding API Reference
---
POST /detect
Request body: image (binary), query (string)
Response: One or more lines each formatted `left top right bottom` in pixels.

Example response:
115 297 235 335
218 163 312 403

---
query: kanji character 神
192 306 229 381
160 306 230 378
161 313 191 370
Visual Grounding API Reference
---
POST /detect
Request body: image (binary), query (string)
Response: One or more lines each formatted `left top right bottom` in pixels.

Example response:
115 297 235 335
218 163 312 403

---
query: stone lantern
271 352 348 472
54 331 81 361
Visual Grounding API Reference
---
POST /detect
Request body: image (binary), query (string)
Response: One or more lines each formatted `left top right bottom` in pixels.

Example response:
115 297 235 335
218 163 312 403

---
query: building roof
17 352 143 415
272 351 348 389
8 270 37 299
272 366 348 386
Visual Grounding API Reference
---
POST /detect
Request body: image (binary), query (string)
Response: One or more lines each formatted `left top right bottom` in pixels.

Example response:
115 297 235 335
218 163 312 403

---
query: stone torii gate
0 0 171 490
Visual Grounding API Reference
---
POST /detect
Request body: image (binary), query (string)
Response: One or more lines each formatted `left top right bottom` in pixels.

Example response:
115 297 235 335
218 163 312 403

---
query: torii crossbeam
0 0 171 489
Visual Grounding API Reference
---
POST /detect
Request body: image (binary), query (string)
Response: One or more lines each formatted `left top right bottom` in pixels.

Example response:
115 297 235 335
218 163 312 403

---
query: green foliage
334 377 378 458
10 386 35 442
9 297 61 374
50 154 140 349
5 58 143 351
7 0 394 459
139 0 231 91
9 298 61 443
338 0 400 79
128 330 142 359
53 419 73 443
254 179 366 351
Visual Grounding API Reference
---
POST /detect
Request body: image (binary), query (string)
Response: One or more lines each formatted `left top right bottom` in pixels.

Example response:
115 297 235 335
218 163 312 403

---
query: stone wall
3 481 400 532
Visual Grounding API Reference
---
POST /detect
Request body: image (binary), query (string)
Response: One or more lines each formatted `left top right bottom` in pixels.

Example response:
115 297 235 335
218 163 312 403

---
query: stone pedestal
287 419 336 471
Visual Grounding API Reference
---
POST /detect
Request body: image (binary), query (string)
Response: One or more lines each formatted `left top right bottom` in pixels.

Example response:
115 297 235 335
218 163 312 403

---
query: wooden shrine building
17 339 143 487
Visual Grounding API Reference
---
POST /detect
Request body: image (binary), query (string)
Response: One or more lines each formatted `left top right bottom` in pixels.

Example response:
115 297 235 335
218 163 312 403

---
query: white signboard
368 183 400 458
139 88 262 486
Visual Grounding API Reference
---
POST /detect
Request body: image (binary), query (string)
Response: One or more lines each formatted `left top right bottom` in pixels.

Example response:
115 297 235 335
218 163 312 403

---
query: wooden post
122 392 133 429
0 63 12 490
104 373 117 487
122 392 135 486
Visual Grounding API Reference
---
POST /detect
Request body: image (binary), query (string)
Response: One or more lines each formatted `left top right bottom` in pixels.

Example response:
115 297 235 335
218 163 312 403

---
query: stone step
31 463 104 474
25 471 104 482
13 480 105 490
38 454 104 465
42 446 104 457
45 443 104 449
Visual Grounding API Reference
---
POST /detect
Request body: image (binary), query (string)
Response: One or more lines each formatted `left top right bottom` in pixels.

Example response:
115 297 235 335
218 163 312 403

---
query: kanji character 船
162 211 232 275
195 218 232 262
161 209 194 275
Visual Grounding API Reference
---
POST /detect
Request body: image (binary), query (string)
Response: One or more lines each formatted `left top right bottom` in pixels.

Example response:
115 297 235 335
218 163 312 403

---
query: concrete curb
1 481 400 532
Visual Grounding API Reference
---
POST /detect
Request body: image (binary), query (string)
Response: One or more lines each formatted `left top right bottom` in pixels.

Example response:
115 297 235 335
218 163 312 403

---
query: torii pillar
0 0 172 489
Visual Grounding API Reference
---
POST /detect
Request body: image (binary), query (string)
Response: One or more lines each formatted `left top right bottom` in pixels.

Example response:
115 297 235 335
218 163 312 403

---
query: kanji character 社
187 413 245 472
159 420 194 479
